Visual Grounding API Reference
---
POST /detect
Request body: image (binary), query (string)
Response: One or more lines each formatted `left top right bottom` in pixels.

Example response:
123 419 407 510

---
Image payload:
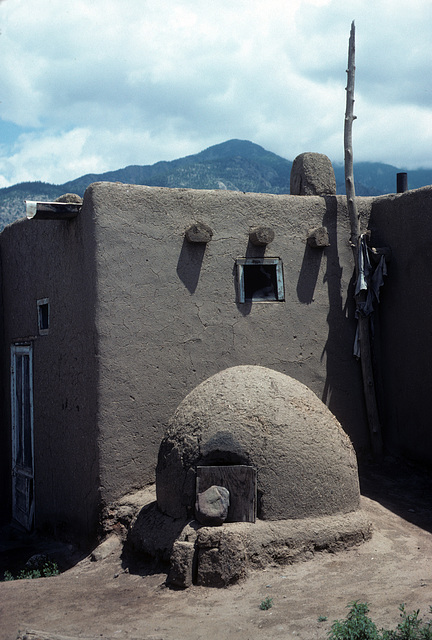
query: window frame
37 298 50 335
236 257 285 303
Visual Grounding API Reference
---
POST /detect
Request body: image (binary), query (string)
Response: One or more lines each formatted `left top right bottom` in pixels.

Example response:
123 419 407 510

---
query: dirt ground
1 460 432 640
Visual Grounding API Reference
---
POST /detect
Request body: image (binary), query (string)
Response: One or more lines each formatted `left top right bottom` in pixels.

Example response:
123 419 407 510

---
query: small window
37 299 49 335
236 258 285 303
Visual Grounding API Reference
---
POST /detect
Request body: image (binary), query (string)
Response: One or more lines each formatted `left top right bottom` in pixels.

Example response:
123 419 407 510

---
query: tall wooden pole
344 22 360 249
344 21 383 458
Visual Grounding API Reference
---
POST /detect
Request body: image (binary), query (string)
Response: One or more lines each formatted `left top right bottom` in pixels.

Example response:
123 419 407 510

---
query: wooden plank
196 465 256 523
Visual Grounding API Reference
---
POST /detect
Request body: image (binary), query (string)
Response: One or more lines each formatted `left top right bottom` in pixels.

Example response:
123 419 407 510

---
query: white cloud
0 0 431 185
0 128 102 185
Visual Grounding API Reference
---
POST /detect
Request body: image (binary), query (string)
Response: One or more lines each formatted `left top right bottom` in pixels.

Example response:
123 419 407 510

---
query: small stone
249 227 275 246
185 222 213 243
90 534 122 562
307 227 330 248
195 485 230 526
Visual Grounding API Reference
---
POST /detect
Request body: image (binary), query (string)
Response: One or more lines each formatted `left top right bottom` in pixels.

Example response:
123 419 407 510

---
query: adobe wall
0 210 100 542
368 186 432 464
0 259 8 525
88 183 374 505
4 180 432 538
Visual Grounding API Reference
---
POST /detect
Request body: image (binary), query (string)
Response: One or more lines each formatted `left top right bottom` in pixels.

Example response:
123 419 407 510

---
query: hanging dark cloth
353 234 387 358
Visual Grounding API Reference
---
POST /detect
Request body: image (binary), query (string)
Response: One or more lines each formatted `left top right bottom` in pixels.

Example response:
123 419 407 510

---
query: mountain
1 139 431 229
60 139 293 195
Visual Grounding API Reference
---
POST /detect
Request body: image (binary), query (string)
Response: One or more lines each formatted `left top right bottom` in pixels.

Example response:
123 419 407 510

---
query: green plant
327 602 432 640
2 559 59 581
259 596 273 610
381 604 432 640
328 601 380 640
318 615 328 622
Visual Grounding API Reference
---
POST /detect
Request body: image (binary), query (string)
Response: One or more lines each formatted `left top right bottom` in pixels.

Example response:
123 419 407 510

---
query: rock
290 153 336 196
307 226 330 248
127 500 187 562
90 534 122 562
185 222 213 243
167 540 196 588
249 227 275 246
195 485 230 526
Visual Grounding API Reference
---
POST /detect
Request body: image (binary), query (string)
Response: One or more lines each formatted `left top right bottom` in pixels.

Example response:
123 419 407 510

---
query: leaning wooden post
344 21 383 458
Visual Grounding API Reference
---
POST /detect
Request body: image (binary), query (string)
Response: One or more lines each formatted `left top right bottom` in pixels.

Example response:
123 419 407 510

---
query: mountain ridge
1 139 431 229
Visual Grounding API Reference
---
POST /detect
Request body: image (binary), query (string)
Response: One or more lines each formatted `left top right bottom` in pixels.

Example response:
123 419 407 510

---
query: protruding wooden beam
249 226 275 246
185 222 213 243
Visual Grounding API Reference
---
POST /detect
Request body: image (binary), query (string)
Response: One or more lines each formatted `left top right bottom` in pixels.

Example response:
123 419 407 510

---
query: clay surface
0 183 375 538
2 462 432 640
156 366 361 521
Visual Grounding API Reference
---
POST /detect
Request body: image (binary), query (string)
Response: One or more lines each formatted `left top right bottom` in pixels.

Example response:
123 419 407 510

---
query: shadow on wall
176 238 207 294
298 196 366 454
296 244 324 304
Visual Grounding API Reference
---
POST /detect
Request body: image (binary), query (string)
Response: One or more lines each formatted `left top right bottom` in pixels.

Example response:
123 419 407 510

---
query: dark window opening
236 258 284 303
37 299 49 334
244 263 278 300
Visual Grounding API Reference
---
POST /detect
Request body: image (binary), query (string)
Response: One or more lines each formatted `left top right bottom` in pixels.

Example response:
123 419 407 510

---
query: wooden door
196 465 257 522
11 344 35 530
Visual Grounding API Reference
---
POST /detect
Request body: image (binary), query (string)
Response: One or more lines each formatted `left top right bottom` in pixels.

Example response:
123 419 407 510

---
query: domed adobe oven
133 366 371 588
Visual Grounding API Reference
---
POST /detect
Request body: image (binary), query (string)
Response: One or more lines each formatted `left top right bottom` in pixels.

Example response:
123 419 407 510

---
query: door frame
11 343 35 530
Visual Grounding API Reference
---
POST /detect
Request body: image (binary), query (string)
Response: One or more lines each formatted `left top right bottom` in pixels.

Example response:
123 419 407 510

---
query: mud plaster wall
0 260 7 525
88 183 373 506
368 186 432 464
0 210 99 541
2 182 432 537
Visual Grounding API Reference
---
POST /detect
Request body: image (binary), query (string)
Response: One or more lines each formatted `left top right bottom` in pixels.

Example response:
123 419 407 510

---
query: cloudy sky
0 0 431 187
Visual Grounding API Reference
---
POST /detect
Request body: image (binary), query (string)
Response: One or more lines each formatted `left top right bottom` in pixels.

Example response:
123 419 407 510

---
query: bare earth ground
1 460 432 640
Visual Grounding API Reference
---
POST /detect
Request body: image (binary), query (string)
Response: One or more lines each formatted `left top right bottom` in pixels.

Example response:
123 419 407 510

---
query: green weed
259 596 273 610
329 601 379 639
2 559 59 581
328 602 432 640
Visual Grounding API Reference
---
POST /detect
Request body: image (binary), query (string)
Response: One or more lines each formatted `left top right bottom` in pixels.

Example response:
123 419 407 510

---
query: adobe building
1 155 431 544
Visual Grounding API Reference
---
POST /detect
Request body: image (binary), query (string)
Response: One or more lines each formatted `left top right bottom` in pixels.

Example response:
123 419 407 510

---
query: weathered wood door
11 344 35 530
196 465 257 522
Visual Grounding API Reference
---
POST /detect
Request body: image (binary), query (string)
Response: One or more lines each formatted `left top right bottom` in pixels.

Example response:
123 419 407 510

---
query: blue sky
0 0 431 187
